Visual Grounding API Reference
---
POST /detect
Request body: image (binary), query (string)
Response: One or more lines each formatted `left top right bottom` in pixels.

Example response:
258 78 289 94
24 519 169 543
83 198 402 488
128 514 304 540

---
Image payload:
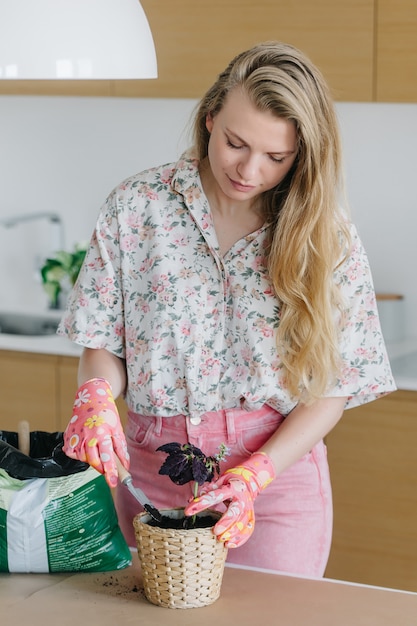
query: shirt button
189 416 201 425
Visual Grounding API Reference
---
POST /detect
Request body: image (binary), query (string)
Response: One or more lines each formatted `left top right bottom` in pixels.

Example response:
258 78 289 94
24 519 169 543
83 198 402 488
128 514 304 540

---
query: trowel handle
114 454 131 484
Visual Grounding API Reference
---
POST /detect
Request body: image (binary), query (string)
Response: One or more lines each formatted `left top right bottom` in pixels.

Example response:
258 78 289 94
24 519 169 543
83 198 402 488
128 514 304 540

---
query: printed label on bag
44 475 120 571
0 467 132 573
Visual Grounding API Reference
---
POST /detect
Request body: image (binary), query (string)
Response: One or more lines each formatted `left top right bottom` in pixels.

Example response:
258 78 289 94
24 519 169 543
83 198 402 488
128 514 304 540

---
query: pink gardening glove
184 452 275 548
63 378 129 488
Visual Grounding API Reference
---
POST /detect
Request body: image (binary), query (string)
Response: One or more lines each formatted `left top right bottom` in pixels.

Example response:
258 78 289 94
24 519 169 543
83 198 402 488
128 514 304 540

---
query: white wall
0 96 416 340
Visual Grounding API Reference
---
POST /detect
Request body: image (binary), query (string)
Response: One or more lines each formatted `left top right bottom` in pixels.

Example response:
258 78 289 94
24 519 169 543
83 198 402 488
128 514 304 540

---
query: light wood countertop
2 552 417 625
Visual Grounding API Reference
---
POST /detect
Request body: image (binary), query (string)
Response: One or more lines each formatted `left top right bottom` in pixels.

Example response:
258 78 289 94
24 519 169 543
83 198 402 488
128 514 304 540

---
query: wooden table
2 553 417 625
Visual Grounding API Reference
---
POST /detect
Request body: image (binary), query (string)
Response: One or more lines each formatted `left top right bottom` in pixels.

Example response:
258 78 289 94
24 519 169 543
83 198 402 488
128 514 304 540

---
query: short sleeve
330 223 396 409
57 190 126 358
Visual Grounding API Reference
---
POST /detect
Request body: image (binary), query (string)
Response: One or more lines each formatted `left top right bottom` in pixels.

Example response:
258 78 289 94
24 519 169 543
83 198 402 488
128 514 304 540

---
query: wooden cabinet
325 390 417 592
0 350 59 432
122 0 375 102
0 351 127 434
376 0 417 102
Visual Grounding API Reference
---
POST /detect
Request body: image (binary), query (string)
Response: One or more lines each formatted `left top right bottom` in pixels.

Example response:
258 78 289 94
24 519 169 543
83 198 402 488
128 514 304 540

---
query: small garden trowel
115 457 162 523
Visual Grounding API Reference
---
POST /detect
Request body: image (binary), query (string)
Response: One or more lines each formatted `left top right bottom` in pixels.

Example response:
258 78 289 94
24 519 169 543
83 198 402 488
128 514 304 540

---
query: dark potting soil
147 514 216 530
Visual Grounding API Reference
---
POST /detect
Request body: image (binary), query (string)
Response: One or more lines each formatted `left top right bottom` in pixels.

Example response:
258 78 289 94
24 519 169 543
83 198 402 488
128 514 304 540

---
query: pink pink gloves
184 452 275 548
63 378 129 488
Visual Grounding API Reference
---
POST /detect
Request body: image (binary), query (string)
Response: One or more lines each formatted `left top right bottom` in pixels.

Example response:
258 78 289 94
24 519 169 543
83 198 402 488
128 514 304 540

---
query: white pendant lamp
0 0 157 80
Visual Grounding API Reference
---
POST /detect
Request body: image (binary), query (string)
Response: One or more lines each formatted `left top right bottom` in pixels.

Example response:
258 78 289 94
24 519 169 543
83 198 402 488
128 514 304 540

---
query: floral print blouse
58 153 396 423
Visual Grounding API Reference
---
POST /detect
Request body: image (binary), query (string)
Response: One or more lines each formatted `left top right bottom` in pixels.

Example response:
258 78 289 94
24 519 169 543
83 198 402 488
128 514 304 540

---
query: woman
59 41 395 576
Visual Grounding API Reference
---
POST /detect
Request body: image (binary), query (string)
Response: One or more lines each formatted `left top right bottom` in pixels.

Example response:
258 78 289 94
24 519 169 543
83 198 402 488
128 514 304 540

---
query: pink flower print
254 317 274 338
340 365 360 386
100 293 117 307
354 346 377 361
348 367 360 385
184 185 202 204
241 345 252 363
364 312 379 332
136 370 150 386
133 296 148 314
165 344 178 358
200 212 211 230
252 254 266 271
114 322 125 337
179 268 194 279
175 376 187 390
201 357 221 377
125 212 144 229
163 216 174 231
151 274 170 294
232 366 247 382
134 339 148 355
139 258 151 273
160 167 174 184
173 235 190 247
250 287 262 301
85 323 101 339
231 283 245 297
183 285 197 298
120 234 139 252
139 184 158 200
160 291 175 305
271 357 283 372
353 307 368 325
345 260 361 282
94 276 113 295
152 331 164 345
149 388 170 407
364 291 377 309
125 325 139 343
180 321 191 336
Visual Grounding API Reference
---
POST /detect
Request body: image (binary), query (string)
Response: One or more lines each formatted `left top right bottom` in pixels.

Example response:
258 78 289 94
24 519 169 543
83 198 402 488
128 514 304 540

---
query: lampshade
0 0 157 79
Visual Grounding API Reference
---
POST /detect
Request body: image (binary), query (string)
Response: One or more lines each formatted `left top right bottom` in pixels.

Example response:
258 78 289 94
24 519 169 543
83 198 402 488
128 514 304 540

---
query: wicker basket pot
133 507 228 609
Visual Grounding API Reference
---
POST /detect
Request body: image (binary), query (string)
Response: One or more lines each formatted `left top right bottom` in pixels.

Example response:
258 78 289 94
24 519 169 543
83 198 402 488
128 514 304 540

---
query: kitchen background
0 0 416 593
0 95 416 349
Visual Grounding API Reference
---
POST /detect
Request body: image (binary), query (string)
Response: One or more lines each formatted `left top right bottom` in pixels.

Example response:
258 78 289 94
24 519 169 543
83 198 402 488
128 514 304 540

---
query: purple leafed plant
156 442 229 527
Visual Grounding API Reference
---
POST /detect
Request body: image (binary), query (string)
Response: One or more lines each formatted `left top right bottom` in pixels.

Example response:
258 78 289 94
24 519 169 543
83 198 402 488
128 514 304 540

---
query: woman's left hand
184 452 275 548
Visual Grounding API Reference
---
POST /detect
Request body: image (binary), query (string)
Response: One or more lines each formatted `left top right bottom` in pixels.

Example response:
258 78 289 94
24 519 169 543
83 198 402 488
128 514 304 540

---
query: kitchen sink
0 311 60 336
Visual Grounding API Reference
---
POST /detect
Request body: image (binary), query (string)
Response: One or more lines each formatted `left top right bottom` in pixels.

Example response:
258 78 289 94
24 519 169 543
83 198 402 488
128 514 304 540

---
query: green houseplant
40 242 88 309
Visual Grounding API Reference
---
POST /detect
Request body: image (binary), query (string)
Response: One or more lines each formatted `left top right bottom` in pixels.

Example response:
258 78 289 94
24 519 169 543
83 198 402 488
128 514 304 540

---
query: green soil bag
0 430 131 573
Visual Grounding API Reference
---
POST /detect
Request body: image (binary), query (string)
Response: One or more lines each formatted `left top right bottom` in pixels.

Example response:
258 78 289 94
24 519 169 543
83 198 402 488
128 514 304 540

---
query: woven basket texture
133 508 228 609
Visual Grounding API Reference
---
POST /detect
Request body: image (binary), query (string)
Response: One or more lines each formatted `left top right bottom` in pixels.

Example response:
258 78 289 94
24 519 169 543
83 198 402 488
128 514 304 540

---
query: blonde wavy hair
193 41 351 401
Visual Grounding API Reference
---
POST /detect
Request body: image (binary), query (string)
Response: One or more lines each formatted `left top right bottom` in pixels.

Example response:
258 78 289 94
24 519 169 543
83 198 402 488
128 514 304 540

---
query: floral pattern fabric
58 153 396 422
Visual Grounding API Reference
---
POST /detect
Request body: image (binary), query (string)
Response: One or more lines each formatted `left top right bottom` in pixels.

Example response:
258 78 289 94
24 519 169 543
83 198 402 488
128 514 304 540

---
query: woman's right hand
63 377 129 488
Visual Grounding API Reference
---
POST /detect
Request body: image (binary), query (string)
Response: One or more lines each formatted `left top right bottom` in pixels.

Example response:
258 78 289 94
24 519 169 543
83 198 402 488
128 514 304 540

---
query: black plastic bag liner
0 430 89 479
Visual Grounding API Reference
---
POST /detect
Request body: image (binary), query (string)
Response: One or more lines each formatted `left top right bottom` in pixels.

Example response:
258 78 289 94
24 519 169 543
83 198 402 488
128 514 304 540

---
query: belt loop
154 415 163 436
225 409 237 445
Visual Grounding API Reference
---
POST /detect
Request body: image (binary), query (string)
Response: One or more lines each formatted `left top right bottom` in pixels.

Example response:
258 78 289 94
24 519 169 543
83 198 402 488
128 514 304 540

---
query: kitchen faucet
0 212 65 250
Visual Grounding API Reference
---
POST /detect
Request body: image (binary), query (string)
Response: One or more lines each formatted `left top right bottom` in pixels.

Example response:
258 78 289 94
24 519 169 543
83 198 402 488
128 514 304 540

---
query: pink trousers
115 404 333 577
